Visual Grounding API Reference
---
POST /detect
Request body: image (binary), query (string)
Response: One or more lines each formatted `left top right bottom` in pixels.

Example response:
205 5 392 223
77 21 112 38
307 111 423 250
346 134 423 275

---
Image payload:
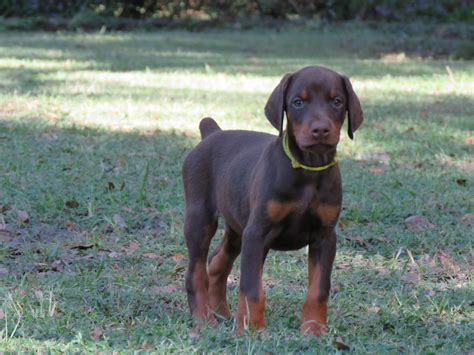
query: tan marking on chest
267 200 297 222
267 187 316 222
313 204 340 226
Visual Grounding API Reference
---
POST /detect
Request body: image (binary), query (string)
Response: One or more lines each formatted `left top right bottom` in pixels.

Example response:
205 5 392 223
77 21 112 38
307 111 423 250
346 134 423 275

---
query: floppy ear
342 75 364 139
264 73 292 137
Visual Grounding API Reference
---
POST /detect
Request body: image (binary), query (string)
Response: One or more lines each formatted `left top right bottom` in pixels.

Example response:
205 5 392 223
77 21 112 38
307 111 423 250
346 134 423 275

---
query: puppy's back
182 127 275 207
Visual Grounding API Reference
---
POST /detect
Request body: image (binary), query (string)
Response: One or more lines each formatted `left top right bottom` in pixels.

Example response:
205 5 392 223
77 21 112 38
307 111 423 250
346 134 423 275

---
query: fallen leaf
375 268 389 275
90 326 104 340
464 137 474 145
401 272 420 283
65 200 79 208
368 306 380 314
150 284 179 295
113 214 127 230
437 251 461 274
142 341 153 349
143 252 159 259
461 214 474 224
336 261 352 270
403 127 415 134
334 336 350 350
458 161 474 172
420 254 436 268
109 251 121 258
125 241 140 255
171 253 184 263
456 178 467 186
368 166 385 174
404 215 435 231
106 182 115 190
14 208 30 223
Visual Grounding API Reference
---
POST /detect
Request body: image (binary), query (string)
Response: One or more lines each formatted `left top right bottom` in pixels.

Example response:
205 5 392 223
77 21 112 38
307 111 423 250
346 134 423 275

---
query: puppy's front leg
301 228 337 336
236 223 268 335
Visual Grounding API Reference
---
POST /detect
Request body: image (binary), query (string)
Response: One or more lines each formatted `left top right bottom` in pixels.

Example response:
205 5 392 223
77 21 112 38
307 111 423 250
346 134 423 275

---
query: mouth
298 141 336 152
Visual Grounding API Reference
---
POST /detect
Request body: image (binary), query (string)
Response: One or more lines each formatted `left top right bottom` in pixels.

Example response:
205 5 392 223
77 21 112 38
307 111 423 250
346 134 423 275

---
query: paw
210 302 232 319
235 314 265 336
192 309 218 327
300 320 326 336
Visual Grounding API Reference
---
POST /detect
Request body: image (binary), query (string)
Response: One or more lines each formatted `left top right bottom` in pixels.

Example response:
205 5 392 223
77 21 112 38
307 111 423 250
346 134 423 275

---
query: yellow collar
282 132 337 171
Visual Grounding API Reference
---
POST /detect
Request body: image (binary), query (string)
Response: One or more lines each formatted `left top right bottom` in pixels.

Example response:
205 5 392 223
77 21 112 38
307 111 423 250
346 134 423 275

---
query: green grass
0 25 473 353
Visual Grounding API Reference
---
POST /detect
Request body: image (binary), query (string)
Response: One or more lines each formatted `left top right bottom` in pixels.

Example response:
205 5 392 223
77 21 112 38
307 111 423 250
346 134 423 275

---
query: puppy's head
264 66 363 153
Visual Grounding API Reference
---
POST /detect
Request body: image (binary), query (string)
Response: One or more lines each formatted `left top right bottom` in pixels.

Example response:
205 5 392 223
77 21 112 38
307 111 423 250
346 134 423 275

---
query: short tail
199 117 221 139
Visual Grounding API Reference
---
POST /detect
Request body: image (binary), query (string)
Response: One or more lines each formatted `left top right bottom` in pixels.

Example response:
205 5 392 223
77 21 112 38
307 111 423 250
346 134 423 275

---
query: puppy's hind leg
208 226 241 318
184 204 218 325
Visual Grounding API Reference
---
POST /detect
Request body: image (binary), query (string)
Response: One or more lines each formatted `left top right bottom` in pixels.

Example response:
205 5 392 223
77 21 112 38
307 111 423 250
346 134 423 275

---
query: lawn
0 23 473 353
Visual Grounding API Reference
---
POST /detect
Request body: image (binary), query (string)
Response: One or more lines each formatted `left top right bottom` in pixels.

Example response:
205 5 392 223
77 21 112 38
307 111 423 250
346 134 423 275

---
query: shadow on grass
0 111 472 351
0 25 471 351
1 30 470 80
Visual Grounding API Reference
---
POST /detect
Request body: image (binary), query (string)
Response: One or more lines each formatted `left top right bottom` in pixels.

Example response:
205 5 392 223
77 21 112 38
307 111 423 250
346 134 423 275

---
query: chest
266 181 341 221
265 184 341 250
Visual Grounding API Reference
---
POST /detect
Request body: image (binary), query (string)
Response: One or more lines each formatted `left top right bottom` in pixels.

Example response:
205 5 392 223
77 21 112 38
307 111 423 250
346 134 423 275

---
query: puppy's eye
332 97 343 109
292 97 304 109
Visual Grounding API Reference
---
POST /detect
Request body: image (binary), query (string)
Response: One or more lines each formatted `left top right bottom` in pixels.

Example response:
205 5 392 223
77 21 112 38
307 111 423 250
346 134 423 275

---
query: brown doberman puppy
182 65 363 335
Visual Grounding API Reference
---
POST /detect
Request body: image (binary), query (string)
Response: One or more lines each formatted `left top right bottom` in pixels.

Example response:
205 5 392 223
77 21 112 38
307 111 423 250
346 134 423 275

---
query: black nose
311 124 330 138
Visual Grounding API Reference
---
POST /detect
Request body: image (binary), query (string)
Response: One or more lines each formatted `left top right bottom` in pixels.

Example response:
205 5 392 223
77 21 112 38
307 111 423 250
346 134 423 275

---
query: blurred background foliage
0 0 473 24
0 1 473 59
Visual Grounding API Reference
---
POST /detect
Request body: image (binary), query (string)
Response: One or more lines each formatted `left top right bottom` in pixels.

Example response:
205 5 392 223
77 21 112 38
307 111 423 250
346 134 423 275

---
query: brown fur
267 200 297 222
182 65 363 335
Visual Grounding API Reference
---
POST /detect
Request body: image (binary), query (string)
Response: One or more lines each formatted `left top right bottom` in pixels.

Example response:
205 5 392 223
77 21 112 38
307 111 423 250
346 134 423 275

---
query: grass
0 24 473 353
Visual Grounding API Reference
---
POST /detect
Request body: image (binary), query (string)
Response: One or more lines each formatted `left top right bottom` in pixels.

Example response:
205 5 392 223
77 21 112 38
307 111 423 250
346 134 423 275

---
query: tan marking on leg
300 262 327 336
236 291 266 335
235 269 265 335
192 260 217 325
208 245 234 318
